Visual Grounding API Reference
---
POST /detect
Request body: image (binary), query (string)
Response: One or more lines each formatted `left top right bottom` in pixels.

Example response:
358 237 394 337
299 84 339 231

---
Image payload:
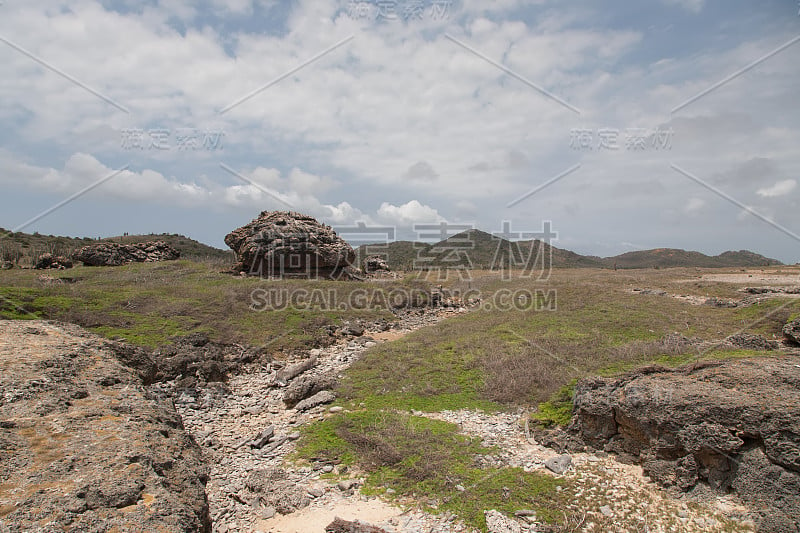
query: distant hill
598 248 781 269
0 228 231 266
354 229 605 271
354 231 781 271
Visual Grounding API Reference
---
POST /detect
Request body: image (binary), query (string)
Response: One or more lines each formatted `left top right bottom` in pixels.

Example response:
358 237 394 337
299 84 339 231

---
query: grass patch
343 268 799 408
0 261 426 351
531 384 575 428
295 410 574 531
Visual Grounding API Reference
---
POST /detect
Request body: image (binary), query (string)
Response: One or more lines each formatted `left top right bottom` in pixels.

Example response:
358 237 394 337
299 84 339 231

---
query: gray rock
484 510 523 533
572 357 800 530
72 241 179 266
726 333 779 350
337 479 359 491
325 517 388 533
544 455 572 474
784 318 800 345
295 390 336 412
224 211 358 280
0 321 210 532
282 370 338 407
249 426 275 449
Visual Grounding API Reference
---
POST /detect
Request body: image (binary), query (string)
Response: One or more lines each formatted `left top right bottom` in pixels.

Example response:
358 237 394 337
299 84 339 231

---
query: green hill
353 232 781 272
0 228 230 266
355 229 605 272
599 248 781 269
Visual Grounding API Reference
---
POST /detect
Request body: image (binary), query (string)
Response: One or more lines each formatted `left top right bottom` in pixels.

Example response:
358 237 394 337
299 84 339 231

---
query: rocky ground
2 302 796 532
164 308 763 533
0 321 210 532
166 308 478 533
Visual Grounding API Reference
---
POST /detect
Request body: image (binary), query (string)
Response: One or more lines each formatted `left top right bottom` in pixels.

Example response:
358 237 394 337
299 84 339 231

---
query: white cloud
377 200 444 226
0 0 799 262
757 179 796 198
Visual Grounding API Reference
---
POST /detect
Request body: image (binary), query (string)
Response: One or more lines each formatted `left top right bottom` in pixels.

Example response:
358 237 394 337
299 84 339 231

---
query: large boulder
571 358 800 532
0 321 210 532
225 211 356 280
784 317 800 345
72 241 180 266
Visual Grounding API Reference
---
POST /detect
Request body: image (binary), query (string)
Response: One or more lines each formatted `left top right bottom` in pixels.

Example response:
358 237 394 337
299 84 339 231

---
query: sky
1 0 799 262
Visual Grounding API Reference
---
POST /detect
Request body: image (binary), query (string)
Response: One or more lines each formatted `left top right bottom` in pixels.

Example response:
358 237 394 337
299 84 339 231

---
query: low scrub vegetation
295 410 574 531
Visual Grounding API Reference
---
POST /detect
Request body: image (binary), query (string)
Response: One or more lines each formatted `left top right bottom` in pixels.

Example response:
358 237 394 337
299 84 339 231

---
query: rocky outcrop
72 241 180 266
224 211 356 280
725 333 779 351
571 357 800 532
363 255 391 274
33 253 73 269
784 317 800 345
0 320 210 532
326 517 389 533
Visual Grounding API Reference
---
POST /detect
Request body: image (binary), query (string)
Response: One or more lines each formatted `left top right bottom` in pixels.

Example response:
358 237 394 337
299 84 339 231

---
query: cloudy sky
1 0 798 262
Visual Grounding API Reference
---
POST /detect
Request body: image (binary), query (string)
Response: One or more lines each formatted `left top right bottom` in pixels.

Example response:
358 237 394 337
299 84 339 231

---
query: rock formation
362 255 391 274
0 321 210 532
72 241 180 266
33 253 73 269
784 317 800 345
224 211 356 280
571 357 800 532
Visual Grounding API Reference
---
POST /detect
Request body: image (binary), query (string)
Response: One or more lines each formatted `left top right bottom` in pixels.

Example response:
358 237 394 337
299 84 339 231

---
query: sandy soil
256 499 402 532
680 270 800 285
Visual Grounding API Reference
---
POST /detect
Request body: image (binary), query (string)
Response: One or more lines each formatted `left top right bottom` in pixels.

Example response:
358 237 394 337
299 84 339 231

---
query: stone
362 255 391 274
282 369 337 407
325 517 388 533
725 333 779 350
0 321 210 532
295 390 336 412
33 253 73 270
599 505 613 517
572 357 800 530
340 321 366 337
248 426 275 449
544 455 572 474
72 241 179 266
484 510 523 533
224 211 357 280
784 317 800 345
337 479 359 491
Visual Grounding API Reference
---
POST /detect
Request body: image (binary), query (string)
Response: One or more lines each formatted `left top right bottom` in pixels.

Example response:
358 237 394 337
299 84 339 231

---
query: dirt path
171 309 473 533
169 309 758 533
